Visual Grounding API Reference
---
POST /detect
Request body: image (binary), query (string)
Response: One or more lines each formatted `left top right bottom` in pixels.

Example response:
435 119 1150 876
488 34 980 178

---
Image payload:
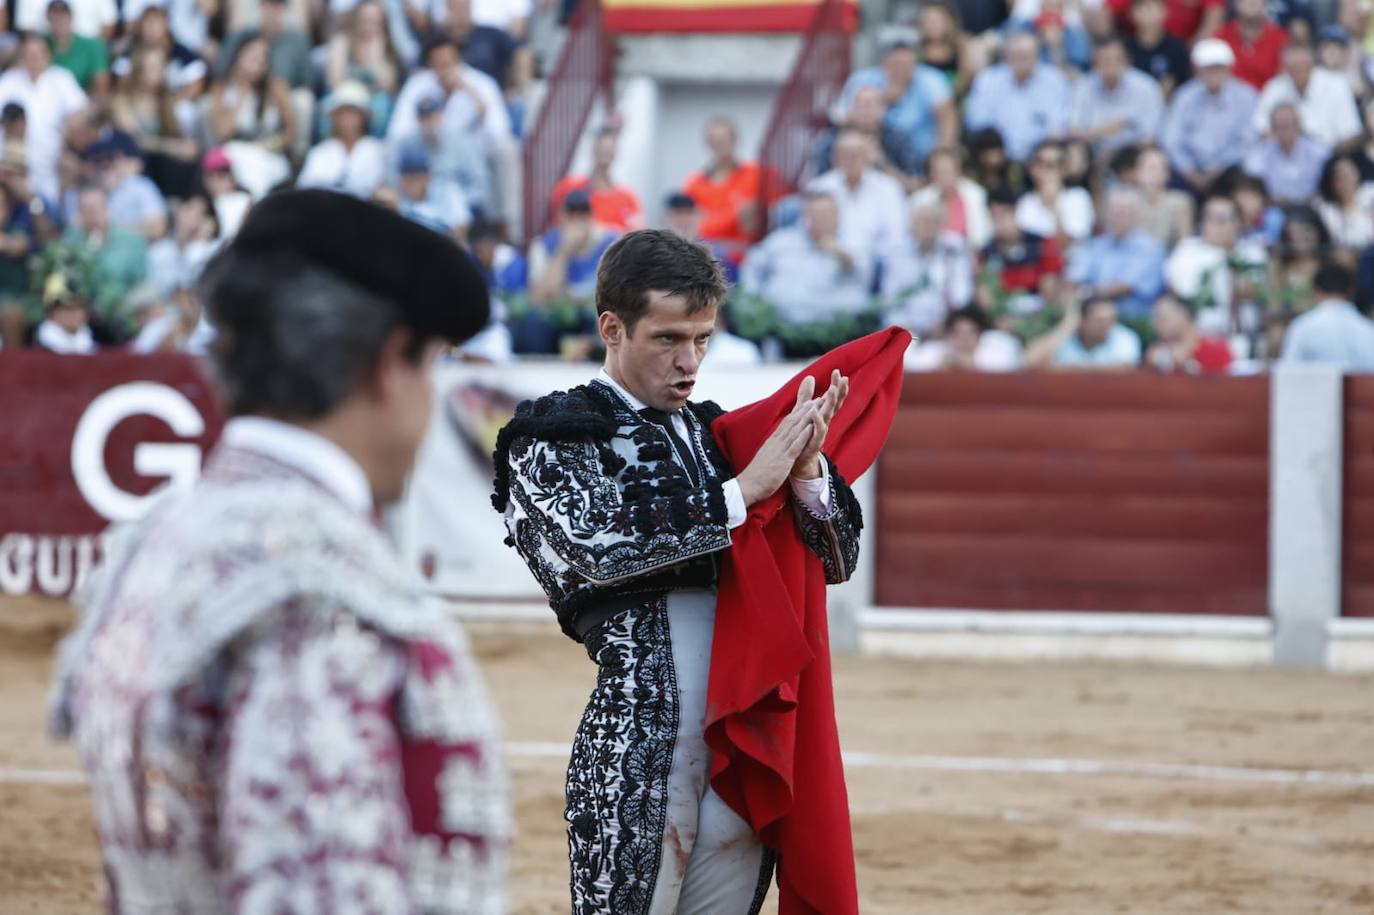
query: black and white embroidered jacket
492 379 863 641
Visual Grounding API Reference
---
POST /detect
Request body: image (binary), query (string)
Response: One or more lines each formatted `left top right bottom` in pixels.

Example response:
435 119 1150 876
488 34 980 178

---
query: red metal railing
521 0 614 243
754 0 853 235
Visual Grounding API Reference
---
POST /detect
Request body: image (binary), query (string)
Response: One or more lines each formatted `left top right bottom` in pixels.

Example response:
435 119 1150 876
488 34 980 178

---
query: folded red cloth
706 327 911 914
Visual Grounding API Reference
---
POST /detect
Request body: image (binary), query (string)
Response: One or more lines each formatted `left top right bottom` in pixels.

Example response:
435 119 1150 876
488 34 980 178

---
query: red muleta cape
706 327 911 914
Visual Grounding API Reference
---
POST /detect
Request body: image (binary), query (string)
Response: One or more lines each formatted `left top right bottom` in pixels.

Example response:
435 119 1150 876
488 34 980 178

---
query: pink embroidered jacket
50 445 509 914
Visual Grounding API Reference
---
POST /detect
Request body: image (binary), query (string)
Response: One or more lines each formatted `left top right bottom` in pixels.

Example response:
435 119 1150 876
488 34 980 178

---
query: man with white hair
880 200 974 336
1066 187 1166 319
1253 40 1362 148
808 129 907 253
964 30 1072 162
1161 38 1259 193
1242 102 1329 203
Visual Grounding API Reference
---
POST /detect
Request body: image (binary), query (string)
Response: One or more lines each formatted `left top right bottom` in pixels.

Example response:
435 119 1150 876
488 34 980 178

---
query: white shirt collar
596 367 649 412
1315 297 1356 311
221 416 373 516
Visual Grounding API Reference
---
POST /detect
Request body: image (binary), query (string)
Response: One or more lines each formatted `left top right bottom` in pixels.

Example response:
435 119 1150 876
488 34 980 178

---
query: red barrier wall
1343 377 1374 617
0 353 223 596
875 373 1271 616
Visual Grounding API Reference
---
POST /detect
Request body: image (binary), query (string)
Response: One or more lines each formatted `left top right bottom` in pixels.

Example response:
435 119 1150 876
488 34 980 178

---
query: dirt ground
3 596 1374 914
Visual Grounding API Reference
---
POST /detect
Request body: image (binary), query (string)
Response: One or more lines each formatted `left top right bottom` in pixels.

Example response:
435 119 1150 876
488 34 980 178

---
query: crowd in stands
8 0 1374 373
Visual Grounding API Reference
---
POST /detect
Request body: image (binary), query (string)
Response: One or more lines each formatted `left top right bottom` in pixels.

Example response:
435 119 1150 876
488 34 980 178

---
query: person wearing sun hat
1161 37 1260 193
297 79 388 198
50 188 509 912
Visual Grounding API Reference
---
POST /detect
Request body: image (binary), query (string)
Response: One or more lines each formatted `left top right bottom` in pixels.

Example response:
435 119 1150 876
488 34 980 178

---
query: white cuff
724 478 747 529
790 458 832 515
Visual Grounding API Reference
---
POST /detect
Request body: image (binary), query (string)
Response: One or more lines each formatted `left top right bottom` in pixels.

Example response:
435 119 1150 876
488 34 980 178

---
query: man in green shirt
46 0 109 99
60 183 148 335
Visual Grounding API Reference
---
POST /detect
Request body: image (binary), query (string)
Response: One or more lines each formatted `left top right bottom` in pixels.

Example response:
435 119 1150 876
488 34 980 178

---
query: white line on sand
7 744 1374 789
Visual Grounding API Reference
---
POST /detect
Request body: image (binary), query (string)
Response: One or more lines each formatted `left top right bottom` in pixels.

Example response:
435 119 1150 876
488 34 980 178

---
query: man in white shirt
298 81 388 199
1282 261 1374 370
0 33 88 202
739 191 874 330
1254 41 1362 149
808 129 906 254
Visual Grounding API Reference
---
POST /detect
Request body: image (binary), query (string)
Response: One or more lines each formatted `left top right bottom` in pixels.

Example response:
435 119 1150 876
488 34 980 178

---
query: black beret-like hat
223 188 489 344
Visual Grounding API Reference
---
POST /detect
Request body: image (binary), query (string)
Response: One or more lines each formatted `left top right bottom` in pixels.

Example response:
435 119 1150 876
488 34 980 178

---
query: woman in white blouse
1315 152 1374 250
1015 139 1095 243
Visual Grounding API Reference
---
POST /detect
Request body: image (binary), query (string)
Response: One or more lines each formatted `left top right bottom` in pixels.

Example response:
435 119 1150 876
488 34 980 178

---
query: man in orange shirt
682 116 762 261
551 126 644 231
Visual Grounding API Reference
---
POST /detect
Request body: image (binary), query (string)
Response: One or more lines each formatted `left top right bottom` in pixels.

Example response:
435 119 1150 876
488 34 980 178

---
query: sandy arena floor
2 596 1374 914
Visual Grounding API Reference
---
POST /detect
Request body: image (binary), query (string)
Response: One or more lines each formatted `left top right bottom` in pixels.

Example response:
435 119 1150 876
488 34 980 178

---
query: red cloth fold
706 327 911 915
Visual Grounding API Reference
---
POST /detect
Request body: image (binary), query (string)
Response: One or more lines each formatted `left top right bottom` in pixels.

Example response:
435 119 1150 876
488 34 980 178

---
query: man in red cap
493 228 861 914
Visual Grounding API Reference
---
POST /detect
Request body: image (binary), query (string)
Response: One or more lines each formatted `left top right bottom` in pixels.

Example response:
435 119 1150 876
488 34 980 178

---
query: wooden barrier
1343 377 1374 617
875 373 1271 616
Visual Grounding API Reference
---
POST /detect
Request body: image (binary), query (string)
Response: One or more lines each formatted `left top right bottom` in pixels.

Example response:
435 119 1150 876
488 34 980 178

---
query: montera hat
211 188 489 344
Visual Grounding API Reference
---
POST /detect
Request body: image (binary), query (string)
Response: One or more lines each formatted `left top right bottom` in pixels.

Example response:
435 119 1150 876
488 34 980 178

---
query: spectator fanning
1216 0 1289 90
1069 35 1165 156
208 33 297 199
109 47 199 199
1242 103 1330 205
1316 153 1374 249
881 200 975 337
681 116 762 260
906 304 1024 372
837 39 957 171
1281 261 1374 369
46 0 110 99
1125 0 1191 97
910 145 992 249
1026 294 1143 369
809 129 907 254
1145 293 1234 374
298 81 388 199
551 127 644 232
1068 187 1167 320
964 30 1072 163
1161 39 1258 195
739 191 873 337
0 33 88 203
1016 141 1095 245
1254 41 1362 149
